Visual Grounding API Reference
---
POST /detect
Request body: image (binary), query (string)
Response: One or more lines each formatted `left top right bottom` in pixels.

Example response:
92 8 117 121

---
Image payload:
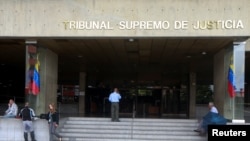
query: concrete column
245 38 250 51
189 72 196 118
214 41 246 122
214 48 226 116
231 42 245 122
25 40 39 113
25 41 58 115
245 39 250 107
41 47 58 115
79 72 86 116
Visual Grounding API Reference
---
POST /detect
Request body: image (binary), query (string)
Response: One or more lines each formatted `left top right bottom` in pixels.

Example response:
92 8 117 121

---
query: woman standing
46 103 62 141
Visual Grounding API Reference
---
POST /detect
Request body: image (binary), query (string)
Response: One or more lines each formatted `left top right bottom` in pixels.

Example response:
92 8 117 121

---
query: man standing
109 88 121 122
3 99 18 118
19 102 37 141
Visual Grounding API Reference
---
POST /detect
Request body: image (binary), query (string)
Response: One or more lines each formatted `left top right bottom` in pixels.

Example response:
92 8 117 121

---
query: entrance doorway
161 86 188 118
85 85 188 118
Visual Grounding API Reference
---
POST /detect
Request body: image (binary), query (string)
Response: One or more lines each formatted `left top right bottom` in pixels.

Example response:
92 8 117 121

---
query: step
58 117 206 141
59 133 205 140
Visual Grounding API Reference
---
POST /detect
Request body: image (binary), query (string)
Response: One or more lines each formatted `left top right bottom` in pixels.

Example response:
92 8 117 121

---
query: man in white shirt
109 88 121 122
3 99 18 118
209 102 218 113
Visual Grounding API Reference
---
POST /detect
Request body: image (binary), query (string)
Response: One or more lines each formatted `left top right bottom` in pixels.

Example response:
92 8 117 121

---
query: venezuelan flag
228 57 235 98
30 55 40 95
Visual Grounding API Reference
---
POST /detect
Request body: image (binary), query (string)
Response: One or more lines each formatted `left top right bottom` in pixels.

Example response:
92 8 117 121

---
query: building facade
0 0 250 121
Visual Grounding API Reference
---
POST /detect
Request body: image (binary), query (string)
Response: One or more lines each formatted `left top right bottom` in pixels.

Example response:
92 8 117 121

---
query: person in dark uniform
19 102 36 141
109 88 121 122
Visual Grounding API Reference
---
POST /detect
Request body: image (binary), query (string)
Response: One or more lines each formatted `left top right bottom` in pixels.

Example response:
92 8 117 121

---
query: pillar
25 40 58 115
79 72 86 116
213 48 226 116
214 41 246 123
25 40 39 112
245 39 250 104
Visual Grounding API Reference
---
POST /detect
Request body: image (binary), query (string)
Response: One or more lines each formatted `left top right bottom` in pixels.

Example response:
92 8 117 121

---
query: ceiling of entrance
0 38 247 86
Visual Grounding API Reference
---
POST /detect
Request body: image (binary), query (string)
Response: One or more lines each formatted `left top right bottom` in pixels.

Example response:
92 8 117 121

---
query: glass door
161 86 188 118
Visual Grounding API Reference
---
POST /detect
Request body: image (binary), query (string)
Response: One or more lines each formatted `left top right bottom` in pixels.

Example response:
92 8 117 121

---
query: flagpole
232 96 235 120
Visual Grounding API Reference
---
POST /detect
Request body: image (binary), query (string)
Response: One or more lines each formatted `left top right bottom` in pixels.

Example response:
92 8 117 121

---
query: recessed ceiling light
129 38 134 42
202 52 206 55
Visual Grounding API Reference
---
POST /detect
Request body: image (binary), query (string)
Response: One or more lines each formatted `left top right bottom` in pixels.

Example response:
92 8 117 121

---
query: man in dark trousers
109 88 121 122
19 102 37 141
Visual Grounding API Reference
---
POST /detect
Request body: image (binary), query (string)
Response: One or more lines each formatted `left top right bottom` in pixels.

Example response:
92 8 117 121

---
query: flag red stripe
228 81 235 98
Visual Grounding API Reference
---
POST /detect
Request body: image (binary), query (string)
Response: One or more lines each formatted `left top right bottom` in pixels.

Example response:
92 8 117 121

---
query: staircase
58 117 207 141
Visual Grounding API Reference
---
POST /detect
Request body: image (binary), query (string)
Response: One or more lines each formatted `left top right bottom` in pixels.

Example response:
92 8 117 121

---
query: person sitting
3 99 18 118
194 102 227 134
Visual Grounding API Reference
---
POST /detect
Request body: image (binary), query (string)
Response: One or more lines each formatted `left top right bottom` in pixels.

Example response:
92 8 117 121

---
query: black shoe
194 129 201 132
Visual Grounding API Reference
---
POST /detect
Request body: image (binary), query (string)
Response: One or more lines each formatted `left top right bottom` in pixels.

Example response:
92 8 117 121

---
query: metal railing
130 99 136 139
